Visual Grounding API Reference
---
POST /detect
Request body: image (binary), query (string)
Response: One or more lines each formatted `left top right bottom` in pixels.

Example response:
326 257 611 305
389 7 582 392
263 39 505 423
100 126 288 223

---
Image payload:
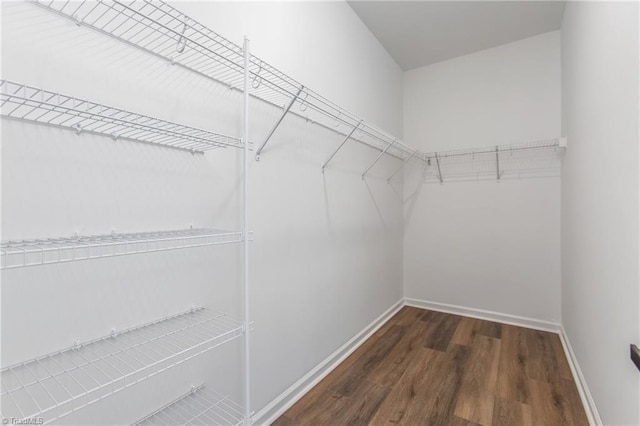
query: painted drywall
1 1 404 423
403 31 562 323
561 2 639 424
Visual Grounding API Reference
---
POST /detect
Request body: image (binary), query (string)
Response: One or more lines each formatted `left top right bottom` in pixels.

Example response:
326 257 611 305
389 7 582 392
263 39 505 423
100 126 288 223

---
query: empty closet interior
1 1 638 425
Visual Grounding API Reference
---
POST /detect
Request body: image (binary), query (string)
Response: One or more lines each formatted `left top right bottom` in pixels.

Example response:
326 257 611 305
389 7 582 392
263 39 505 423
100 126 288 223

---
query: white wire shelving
30 0 425 172
0 228 243 270
421 138 566 183
134 384 244 426
0 79 242 154
0 307 244 425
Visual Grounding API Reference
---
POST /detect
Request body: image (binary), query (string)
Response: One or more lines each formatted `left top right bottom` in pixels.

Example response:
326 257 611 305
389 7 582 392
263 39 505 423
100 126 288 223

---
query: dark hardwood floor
273 307 588 426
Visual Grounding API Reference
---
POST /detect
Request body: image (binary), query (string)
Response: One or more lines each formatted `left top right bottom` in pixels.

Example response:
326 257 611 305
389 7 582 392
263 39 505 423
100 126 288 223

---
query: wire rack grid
134 384 244 426
0 228 243 270
422 138 565 183
0 79 242 153
30 0 420 161
1 308 244 425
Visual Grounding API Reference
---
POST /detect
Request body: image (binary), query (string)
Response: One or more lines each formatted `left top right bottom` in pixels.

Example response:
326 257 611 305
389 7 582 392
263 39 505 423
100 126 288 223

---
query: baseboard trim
252 299 404 426
404 297 561 332
558 327 603 425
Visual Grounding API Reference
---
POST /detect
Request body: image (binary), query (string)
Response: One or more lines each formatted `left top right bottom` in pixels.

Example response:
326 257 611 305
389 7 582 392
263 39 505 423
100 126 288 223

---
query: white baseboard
558 327 603 425
252 299 404 426
404 297 561 333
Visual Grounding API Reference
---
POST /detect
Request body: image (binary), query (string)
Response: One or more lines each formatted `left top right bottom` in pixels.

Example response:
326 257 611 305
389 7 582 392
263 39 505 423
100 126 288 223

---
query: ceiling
348 1 566 71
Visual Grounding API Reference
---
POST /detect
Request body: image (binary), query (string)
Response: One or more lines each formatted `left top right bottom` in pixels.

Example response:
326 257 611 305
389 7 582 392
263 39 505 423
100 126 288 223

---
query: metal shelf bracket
387 150 418 183
435 153 443 183
255 85 304 161
362 139 397 180
322 120 363 173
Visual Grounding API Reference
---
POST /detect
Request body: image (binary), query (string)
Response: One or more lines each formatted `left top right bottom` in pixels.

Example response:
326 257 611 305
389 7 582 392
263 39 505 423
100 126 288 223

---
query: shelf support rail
387 150 418 183
435 153 443 183
255 85 304 160
361 139 397 180
321 120 362 173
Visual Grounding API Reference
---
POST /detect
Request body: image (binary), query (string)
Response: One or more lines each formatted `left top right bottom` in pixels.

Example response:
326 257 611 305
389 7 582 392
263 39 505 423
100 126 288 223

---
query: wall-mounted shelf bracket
322 120 363 173
255 85 304 161
362 139 397 180
387 150 418 183
559 137 568 148
435 153 443 183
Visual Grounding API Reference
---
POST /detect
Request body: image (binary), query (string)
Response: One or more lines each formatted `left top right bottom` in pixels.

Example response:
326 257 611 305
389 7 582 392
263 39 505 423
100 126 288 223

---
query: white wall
1 1 404 424
561 2 639 424
403 31 562 323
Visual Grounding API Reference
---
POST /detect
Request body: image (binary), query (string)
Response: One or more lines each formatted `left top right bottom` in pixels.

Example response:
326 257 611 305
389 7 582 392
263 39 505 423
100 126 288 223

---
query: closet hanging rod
31 0 422 163
0 80 243 153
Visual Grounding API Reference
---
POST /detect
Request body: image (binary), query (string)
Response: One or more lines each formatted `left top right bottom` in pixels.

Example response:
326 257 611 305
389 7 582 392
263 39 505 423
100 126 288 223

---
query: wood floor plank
283 319 397 420
371 344 471 425
492 397 532 426
453 335 501 425
270 415 294 426
418 344 471 425
451 317 480 346
525 329 563 384
448 415 482 426
562 377 591 426
390 306 424 327
275 308 589 426
283 389 346 425
334 380 390 426
529 378 589 426
477 319 502 339
368 347 445 426
303 315 398 396
496 324 531 404
421 310 461 351
330 325 406 396
551 333 574 380
285 380 390 426
368 317 431 388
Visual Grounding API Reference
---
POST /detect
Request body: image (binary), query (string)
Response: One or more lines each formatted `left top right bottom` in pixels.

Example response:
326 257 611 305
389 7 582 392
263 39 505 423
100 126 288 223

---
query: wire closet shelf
0 79 242 153
1 308 244 425
0 228 243 270
422 138 566 183
30 0 422 163
134 384 244 426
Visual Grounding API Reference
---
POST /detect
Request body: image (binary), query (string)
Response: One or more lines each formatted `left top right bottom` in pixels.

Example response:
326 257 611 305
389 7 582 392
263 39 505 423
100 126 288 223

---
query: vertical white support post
242 37 251 426
495 145 500 181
